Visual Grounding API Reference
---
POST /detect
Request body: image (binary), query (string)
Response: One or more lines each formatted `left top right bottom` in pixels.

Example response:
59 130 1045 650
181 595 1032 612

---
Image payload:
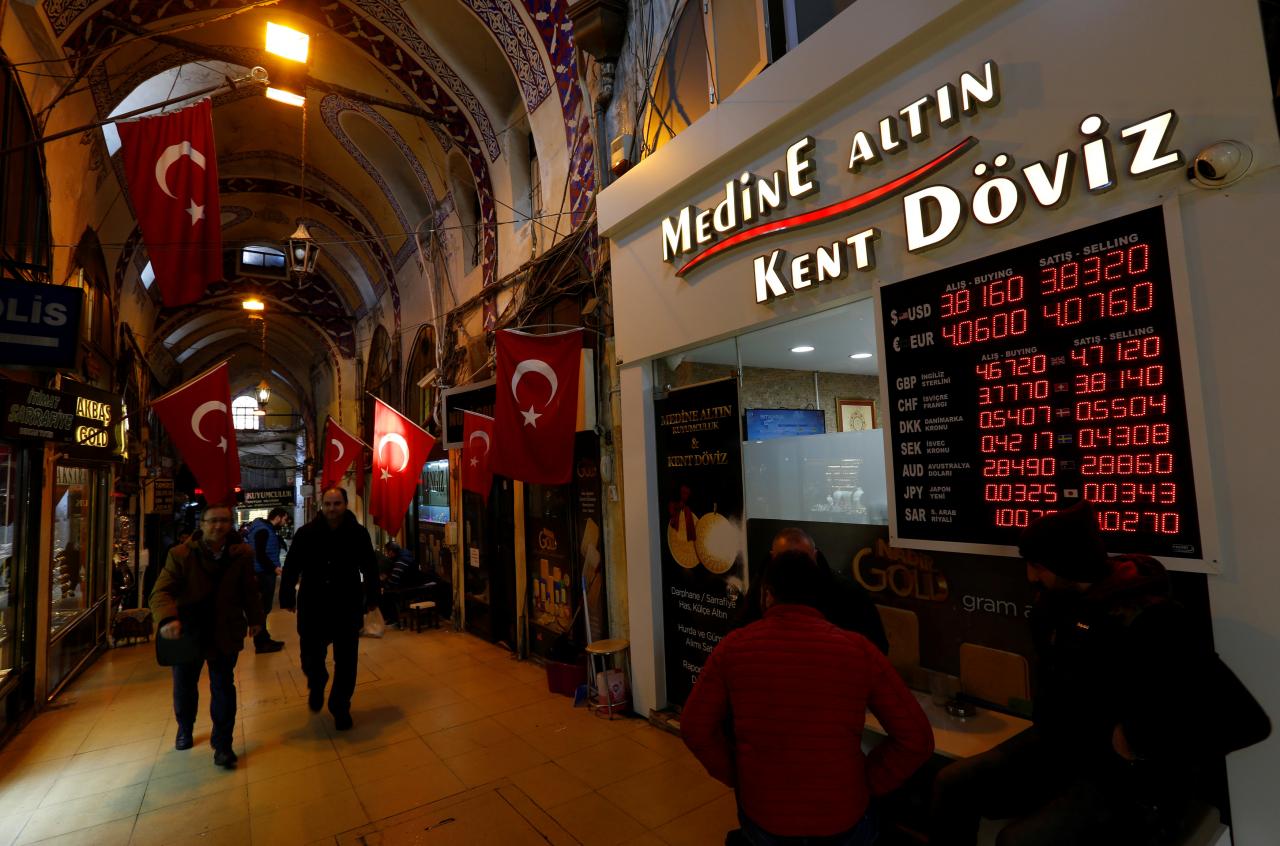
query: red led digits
979 405 1053 429
941 308 1029 346
1080 452 1175 476
1077 423 1171 448
984 483 1059 503
994 508 1056 528
940 288 971 317
1041 283 1154 327
982 457 1056 477
1097 510 1179 534
1083 481 1177 505
1075 394 1169 421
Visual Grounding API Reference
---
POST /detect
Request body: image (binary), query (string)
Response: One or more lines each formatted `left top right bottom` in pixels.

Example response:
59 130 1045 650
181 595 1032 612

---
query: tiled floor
0 616 735 845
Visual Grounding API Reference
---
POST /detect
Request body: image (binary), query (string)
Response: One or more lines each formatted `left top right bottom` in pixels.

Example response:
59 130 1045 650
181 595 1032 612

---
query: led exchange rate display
878 206 1213 565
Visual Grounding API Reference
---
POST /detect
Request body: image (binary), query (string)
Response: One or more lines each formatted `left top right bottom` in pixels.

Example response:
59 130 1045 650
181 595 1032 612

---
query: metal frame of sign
875 199 1221 574
441 378 497 449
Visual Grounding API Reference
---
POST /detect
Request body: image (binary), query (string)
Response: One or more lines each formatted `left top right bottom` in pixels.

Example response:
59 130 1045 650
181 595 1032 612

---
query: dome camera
1187 140 1252 189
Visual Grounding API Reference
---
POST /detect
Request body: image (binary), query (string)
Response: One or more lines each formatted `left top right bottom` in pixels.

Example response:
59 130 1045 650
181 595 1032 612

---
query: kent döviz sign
658 61 1184 303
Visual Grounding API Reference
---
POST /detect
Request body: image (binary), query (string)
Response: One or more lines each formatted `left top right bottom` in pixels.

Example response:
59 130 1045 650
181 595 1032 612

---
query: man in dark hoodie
279 486 379 730
929 501 1206 846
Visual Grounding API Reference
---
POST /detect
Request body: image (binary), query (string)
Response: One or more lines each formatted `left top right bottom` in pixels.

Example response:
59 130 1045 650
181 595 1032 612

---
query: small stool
406 601 438 632
585 638 632 719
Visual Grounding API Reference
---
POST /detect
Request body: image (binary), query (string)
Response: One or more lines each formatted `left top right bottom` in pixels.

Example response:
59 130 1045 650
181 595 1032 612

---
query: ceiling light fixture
791 345 815 353
242 298 265 311
264 87 305 108
850 352 873 359
266 22 310 63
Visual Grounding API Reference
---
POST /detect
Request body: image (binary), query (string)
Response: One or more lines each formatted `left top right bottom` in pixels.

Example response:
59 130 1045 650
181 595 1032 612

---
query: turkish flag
320 416 366 493
150 362 240 505
491 329 583 485
370 399 435 534
117 99 223 307
461 411 495 501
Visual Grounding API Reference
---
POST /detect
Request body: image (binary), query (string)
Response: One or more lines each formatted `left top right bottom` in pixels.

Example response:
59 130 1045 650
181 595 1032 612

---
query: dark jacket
682 604 933 837
149 539 264 658
247 517 282 574
279 510 379 634
1031 554 1197 765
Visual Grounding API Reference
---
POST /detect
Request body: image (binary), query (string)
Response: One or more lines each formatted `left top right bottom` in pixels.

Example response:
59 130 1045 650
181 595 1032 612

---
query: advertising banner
1 380 121 460
654 378 747 705
0 278 83 369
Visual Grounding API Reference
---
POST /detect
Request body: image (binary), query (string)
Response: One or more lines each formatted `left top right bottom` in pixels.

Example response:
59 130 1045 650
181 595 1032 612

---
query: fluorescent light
265 87 305 107
790 345 815 353
266 22 309 63
850 352 873 359
242 298 265 311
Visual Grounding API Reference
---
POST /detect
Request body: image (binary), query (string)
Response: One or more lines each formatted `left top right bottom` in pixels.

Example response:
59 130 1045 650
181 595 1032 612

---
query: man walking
279 486 379 730
247 506 289 653
683 550 934 844
150 505 264 768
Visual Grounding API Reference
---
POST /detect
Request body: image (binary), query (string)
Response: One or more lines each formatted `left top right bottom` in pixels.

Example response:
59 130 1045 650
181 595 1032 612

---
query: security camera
1187 141 1252 189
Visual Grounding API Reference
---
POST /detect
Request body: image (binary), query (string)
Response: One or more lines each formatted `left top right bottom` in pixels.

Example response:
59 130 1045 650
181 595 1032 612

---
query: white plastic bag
361 607 386 638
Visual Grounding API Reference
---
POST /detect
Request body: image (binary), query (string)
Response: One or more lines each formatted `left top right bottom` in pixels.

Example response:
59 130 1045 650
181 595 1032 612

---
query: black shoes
332 711 353 731
175 726 193 751
255 639 285 654
213 748 238 768
308 688 324 713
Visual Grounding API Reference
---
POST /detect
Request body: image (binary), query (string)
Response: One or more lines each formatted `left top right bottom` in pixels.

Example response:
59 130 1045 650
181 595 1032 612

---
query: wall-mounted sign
0 278 83 369
877 206 1217 570
151 478 175 514
441 379 497 449
1 379 122 460
241 488 294 508
657 61 1184 304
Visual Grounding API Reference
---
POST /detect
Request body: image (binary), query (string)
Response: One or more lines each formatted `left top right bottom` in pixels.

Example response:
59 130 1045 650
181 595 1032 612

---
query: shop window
237 245 288 279
642 0 857 157
0 62 52 277
419 459 450 524
0 446 15 682
404 324 438 429
779 0 856 50
232 395 260 430
49 464 107 639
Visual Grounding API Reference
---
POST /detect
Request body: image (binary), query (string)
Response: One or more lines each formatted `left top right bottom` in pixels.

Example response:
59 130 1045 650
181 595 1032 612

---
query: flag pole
150 358 233 405
0 70 268 157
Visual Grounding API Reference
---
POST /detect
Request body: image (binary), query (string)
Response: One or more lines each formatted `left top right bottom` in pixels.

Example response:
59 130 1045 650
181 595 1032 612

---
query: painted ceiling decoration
519 0 594 222
460 0 553 111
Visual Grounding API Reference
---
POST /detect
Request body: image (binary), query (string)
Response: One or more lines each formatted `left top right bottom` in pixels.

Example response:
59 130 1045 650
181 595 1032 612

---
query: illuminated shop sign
877 206 1216 568
1 380 122 459
658 61 1184 304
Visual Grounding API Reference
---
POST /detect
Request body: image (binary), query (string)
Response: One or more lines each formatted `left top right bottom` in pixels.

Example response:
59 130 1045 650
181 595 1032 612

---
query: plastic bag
361 607 386 638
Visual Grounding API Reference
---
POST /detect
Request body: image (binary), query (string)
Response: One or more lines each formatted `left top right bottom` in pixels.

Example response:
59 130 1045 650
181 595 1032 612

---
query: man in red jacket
682 550 934 844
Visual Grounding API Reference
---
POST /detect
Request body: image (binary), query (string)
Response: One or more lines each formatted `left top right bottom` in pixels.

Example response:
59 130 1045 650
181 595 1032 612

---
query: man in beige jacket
150 505 264 768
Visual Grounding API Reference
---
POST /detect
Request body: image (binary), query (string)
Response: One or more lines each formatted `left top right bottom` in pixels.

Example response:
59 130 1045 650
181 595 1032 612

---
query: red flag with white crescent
117 99 223 307
150 362 240 505
370 399 435 534
320 416 366 493
491 329 583 485
461 411 494 502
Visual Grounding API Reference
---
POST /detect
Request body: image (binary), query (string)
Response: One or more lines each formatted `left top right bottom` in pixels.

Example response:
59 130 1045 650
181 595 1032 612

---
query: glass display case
418 458 450 524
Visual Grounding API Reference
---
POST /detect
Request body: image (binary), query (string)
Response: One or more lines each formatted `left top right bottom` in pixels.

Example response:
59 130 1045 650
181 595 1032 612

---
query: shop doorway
461 480 516 648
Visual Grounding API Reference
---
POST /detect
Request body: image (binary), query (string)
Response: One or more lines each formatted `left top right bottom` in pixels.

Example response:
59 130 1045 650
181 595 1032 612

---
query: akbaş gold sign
74 396 112 448
658 61 1183 303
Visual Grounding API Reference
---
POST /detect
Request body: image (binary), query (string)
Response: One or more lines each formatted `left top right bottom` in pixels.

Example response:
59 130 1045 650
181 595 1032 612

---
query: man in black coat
279 486 379 730
928 501 1214 846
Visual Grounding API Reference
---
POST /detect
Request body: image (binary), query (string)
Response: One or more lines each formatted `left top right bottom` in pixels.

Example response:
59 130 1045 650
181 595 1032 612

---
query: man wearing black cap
928 501 1207 846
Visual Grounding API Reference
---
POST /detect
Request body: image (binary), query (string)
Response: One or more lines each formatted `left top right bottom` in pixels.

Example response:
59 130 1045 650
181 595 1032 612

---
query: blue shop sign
0 278 83 369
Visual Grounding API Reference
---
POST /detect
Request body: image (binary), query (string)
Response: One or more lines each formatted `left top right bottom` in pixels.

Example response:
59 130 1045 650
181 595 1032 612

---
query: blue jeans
738 806 877 846
172 652 239 752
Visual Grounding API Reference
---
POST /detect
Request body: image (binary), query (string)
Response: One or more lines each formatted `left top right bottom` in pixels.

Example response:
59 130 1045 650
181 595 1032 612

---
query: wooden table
863 690 1032 760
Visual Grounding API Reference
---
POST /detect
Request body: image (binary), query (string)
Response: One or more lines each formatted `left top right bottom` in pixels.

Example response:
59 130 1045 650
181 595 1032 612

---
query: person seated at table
928 501 1265 846
379 542 422 627
683 549 933 845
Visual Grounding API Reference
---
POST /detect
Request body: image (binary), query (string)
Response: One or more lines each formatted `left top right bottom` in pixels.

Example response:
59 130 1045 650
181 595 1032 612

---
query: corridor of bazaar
2 0 1280 844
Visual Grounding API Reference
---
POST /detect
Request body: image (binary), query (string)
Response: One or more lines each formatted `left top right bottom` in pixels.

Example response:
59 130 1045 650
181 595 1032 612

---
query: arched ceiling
48 0 597 412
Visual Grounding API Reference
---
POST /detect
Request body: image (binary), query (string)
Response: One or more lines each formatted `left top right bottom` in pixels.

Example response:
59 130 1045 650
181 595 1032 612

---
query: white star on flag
187 200 205 224
469 457 478 467
380 468 391 481
521 406 541 427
